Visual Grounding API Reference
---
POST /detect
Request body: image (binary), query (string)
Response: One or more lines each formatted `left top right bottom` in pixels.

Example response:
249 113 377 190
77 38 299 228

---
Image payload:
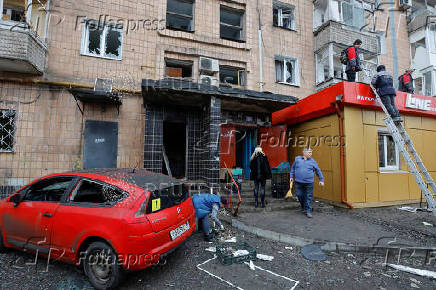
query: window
424 70 433 96
81 20 123 60
220 6 244 42
378 133 399 170
22 177 74 202
342 1 365 29
219 66 246 87
165 59 193 78
0 109 16 152
2 0 25 22
428 24 436 51
275 56 299 86
415 76 423 95
273 1 296 30
166 0 194 32
70 179 127 205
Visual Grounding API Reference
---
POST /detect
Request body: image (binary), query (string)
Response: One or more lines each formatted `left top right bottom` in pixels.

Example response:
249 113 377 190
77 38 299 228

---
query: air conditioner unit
199 57 219 73
399 0 412 10
200 75 218 86
94 78 113 93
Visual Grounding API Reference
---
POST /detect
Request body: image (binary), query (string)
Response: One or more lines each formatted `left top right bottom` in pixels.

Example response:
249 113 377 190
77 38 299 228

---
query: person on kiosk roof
371 65 403 123
398 68 415 94
345 39 363 82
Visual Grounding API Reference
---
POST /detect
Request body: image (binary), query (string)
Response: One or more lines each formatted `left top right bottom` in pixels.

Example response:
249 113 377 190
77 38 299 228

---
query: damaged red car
0 169 195 289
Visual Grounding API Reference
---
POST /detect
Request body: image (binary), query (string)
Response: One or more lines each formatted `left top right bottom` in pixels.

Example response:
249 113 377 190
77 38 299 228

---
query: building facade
0 0 425 196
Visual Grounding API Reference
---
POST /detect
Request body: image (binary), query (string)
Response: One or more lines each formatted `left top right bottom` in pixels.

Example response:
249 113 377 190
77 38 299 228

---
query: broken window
23 177 74 202
220 6 244 42
273 1 296 30
428 24 436 51
82 20 123 60
0 109 16 152
275 56 299 86
165 59 193 78
166 0 194 32
378 133 399 170
70 179 127 205
415 76 423 95
219 66 246 87
316 47 331 84
411 38 426 61
342 1 365 29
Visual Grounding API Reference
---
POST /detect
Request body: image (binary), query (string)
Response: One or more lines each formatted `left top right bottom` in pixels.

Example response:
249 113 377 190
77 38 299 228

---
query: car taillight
123 195 148 224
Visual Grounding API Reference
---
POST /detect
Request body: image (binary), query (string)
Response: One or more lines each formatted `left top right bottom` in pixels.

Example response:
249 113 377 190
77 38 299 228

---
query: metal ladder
370 84 436 218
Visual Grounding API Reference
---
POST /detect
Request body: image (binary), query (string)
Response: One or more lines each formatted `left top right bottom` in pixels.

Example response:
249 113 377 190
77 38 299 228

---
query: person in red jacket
345 39 363 82
398 68 415 93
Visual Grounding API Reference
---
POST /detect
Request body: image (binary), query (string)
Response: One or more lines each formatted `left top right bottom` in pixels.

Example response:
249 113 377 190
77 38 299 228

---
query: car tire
83 241 123 290
0 228 6 253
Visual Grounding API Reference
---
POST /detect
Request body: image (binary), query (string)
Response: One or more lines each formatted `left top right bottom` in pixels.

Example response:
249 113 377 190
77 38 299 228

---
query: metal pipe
332 100 354 209
0 77 141 94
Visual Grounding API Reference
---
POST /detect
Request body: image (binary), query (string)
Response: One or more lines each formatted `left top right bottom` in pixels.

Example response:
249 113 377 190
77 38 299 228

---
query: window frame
166 0 195 32
219 65 246 87
67 178 128 207
164 58 194 79
0 109 16 153
378 132 400 171
273 1 296 31
20 176 77 203
274 55 300 86
220 5 245 42
80 20 123 61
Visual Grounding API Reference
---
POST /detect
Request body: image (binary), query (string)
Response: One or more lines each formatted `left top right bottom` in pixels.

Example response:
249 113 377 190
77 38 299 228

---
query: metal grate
0 109 16 152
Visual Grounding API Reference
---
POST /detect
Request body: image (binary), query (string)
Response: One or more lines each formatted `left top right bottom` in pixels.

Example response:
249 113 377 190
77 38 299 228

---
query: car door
51 178 128 260
3 176 75 253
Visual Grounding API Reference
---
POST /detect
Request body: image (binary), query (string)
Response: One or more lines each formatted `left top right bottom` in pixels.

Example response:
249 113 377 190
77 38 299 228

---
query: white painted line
244 262 300 290
197 256 300 290
197 256 244 290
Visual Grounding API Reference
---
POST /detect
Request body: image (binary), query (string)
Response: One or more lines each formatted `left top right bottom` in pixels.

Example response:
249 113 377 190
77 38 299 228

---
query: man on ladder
371 65 403 123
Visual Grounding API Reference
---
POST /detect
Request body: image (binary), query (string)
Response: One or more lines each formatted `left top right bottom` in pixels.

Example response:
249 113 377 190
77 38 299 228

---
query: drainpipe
257 1 263 92
331 99 354 209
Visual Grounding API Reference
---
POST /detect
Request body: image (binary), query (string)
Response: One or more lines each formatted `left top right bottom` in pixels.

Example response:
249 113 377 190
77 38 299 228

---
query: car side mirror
9 193 22 207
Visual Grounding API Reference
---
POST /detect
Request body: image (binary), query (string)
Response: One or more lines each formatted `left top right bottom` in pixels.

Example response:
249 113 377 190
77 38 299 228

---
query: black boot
254 195 259 208
261 195 265 208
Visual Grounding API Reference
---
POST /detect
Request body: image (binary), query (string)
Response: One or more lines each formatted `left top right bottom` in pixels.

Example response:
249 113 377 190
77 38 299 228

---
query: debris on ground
422 222 433 227
256 254 274 261
223 237 237 243
301 244 327 262
233 250 249 257
398 206 418 213
285 246 293 250
385 264 436 279
205 247 216 253
410 278 421 284
248 260 255 270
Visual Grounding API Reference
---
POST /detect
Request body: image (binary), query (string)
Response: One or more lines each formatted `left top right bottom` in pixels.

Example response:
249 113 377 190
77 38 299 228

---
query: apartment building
0 0 417 195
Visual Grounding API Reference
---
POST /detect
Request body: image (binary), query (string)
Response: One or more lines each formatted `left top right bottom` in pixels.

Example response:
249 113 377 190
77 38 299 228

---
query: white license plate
170 221 190 240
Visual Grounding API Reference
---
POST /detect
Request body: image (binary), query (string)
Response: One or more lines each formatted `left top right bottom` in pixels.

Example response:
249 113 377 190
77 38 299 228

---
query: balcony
0 21 47 75
314 20 379 54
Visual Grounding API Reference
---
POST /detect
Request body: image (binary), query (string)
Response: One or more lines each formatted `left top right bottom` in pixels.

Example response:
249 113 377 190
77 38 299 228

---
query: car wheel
83 241 123 290
0 228 6 253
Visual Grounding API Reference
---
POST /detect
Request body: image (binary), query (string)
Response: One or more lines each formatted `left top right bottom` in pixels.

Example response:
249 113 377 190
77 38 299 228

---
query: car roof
71 168 183 190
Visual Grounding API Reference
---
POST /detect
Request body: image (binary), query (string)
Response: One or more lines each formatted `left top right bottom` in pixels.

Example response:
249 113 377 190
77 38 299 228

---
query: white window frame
378 131 400 171
273 1 296 31
275 55 300 86
80 20 123 60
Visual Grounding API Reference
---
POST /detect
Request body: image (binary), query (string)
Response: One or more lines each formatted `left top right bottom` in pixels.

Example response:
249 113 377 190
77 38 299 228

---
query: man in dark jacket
371 65 402 122
398 68 415 93
191 193 225 242
346 39 363 82
290 148 324 218
249 146 272 208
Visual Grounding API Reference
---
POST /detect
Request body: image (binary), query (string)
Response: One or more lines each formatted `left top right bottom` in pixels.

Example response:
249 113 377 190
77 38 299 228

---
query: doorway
162 121 187 178
235 128 255 179
83 120 118 169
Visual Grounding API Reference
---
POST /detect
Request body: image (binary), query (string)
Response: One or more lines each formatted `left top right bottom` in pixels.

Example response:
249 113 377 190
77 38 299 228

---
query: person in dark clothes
398 68 415 93
345 39 363 82
191 193 226 242
249 146 272 208
371 65 403 123
290 148 324 218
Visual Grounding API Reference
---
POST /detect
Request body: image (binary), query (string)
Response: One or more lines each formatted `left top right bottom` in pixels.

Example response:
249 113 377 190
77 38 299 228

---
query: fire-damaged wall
143 96 221 189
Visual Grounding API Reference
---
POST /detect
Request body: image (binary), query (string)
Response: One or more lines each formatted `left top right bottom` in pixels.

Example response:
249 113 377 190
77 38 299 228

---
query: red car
0 169 195 289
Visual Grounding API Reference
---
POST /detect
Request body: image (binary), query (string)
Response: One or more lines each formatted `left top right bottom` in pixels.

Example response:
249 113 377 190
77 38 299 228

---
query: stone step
232 202 300 214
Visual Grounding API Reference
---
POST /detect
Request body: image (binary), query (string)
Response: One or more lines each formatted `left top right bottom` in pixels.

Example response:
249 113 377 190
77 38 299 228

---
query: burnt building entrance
162 121 187 178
